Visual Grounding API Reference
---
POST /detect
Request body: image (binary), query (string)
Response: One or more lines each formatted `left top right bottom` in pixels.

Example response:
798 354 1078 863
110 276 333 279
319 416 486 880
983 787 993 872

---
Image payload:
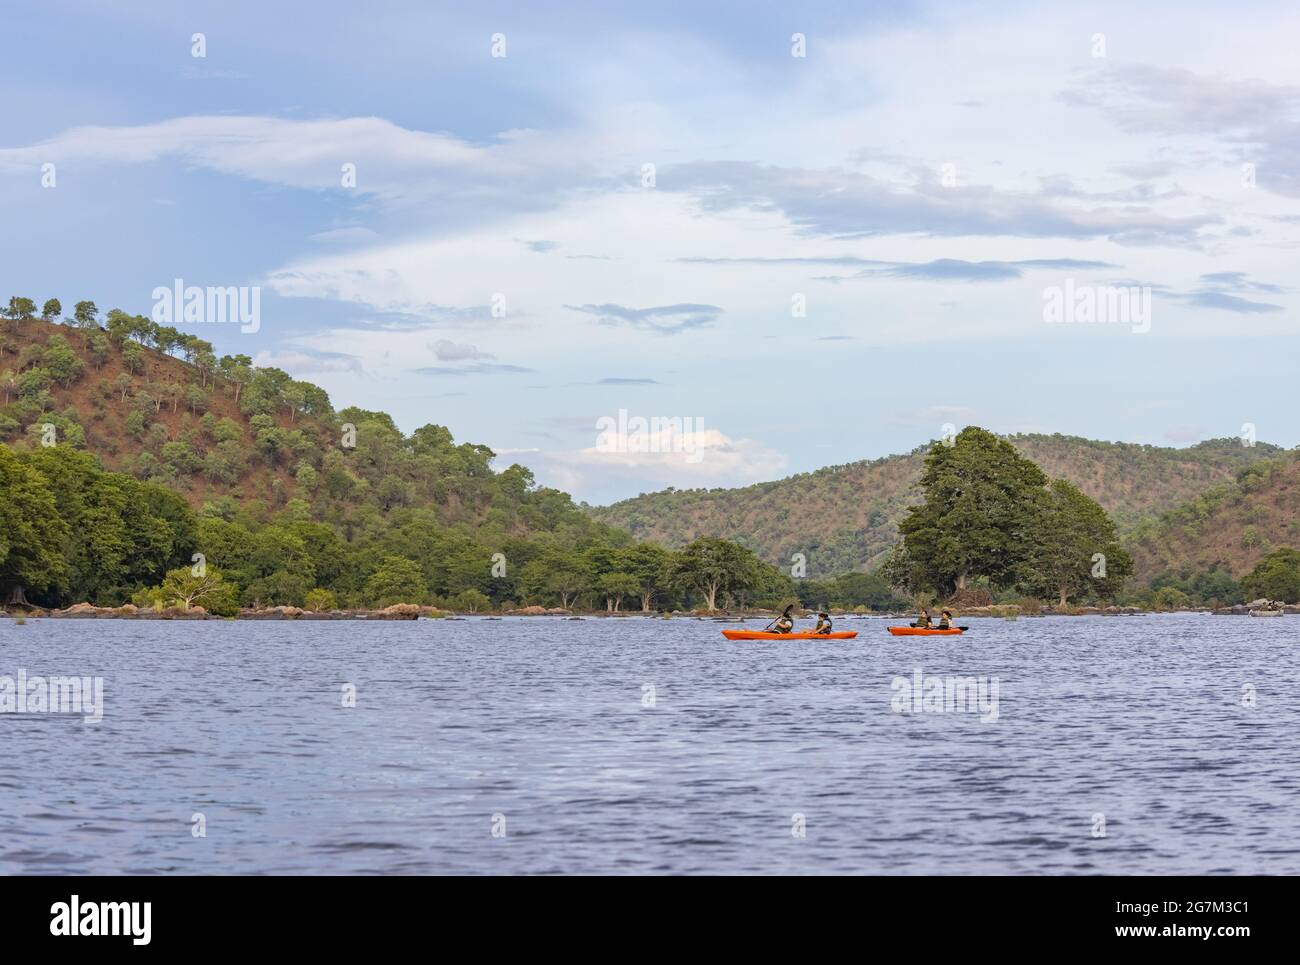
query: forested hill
588 434 1283 577
0 309 594 537
1128 452 1300 584
0 302 637 610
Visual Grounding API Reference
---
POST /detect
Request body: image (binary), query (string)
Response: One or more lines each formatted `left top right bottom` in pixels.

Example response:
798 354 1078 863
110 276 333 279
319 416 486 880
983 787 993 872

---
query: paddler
914 608 933 629
937 610 954 630
813 611 833 634
771 604 795 634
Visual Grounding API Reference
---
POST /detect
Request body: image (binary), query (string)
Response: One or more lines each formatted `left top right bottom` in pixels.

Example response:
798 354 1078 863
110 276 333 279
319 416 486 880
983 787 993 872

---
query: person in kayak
814 611 833 634
771 604 795 634
936 610 954 630
914 608 933 629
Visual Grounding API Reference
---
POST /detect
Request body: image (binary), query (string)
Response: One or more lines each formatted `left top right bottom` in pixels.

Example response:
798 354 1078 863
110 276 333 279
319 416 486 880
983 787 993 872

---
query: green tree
87 330 111 369
304 588 338 611
520 549 589 609
1020 478 1132 605
41 298 62 322
72 300 99 329
896 427 1047 595
623 542 671 612
364 555 426 606
217 354 253 403
3 296 37 331
669 536 761 611
595 570 639 611
42 335 84 387
1241 548 1300 603
452 588 492 613
156 565 240 615
0 444 70 603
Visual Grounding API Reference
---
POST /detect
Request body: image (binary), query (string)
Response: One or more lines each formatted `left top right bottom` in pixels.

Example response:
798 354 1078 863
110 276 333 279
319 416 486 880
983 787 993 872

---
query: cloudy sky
3 0 1298 503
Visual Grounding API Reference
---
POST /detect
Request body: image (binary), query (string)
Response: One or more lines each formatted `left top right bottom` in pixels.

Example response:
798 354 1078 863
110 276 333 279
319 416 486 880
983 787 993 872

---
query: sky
2 0 1298 504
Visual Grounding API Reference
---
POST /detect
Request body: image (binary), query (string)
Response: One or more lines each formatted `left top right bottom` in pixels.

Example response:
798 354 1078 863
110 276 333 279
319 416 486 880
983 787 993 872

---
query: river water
1 613 1296 875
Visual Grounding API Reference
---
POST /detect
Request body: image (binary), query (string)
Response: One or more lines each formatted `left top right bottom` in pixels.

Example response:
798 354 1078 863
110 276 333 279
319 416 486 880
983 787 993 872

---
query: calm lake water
2 613 1297 875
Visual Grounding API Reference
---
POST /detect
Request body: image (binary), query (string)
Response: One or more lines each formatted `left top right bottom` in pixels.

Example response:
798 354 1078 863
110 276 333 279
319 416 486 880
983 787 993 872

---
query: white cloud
512 426 787 504
431 339 493 361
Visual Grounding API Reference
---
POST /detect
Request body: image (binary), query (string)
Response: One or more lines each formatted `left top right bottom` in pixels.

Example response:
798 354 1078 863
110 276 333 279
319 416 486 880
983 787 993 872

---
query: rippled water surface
2 613 1298 874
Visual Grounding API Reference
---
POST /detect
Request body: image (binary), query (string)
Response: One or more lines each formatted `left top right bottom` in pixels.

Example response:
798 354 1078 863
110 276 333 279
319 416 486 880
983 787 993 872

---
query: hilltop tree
895 427 1047 596
41 298 62 322
72 300 99 329
3 296 37 332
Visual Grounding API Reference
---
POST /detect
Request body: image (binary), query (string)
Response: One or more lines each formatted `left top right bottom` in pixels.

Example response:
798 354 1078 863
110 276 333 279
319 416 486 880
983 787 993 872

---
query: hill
0 308 598 537
588 435 1283 577
0 302 641 610
1128 453 1300 584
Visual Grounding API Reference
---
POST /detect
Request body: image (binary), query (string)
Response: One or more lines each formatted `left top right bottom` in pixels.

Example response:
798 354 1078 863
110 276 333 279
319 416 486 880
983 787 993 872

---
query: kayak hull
721 630 858 640
888 627 964 636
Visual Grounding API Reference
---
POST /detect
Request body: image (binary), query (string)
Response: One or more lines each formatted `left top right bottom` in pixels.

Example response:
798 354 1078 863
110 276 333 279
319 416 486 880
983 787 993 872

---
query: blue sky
3 0 1298 503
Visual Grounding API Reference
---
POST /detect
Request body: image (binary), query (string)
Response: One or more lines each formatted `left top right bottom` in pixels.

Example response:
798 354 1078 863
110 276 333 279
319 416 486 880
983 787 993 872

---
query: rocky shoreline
4 601 1293 621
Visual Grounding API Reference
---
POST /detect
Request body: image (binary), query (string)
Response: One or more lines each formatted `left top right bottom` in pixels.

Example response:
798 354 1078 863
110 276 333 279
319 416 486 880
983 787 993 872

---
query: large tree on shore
669 536 761 610
623 542 671 612
895 427 1046 596
1019 478 1132 606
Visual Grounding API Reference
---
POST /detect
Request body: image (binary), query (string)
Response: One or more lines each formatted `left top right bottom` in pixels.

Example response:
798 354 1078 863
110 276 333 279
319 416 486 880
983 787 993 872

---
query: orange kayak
721 629 859 640
888 627 963 636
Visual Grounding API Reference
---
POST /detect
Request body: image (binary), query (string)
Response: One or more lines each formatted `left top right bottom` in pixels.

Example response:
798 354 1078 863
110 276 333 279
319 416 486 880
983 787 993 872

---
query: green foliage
155 565 240 616
1150 586 1192 611
1019 479 1132 605
452 588 492 612
1241 548 1300 603
72 300 98 328
304 587 338 611
365 555 426 606
0 444 70 599
42 334 84 386
797 570 908 611
669 536 763 610
897 428 1047 596
3 296 37 326
1147 567 1242 607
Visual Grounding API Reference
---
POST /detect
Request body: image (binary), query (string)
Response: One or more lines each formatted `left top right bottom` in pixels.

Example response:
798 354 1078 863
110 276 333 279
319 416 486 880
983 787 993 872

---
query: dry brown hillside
1 317 306 507
1128 455 1300 581
589 434 1284 577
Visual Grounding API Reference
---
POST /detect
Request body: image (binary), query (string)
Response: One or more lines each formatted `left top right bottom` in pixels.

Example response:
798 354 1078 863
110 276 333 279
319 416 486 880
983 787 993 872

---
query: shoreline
3 604 1293 621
